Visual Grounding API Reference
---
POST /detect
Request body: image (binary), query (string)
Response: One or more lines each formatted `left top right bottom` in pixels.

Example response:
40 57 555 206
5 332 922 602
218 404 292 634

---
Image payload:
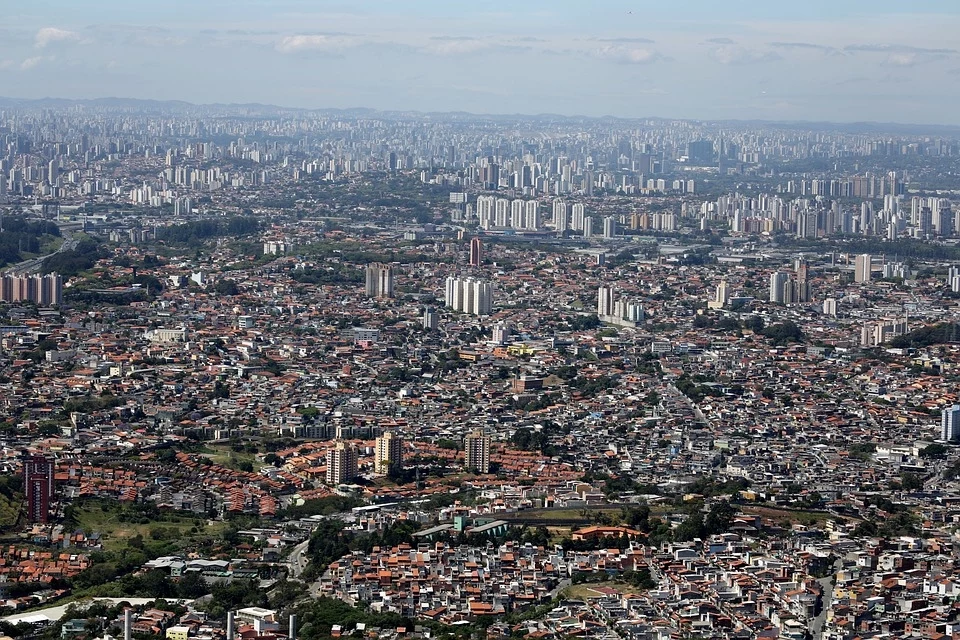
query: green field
73 502 224 552
201 446 266 472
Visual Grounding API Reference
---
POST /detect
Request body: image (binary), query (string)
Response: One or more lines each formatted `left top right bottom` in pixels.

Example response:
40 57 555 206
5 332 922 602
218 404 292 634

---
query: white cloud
275 34 352 54
711 45 780 65
423 37 491 56
594 45 664 65
20 56 53 70
35 27 80 48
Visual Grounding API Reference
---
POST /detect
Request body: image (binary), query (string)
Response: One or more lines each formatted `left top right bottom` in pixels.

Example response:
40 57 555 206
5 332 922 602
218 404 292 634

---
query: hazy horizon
5 0 960 125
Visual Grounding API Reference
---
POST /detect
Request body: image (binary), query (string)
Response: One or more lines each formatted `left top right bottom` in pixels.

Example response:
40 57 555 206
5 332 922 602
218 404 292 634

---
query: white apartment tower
326 440 358 486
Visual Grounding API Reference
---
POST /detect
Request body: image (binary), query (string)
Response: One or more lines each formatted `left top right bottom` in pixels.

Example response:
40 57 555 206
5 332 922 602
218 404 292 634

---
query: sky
3 0 960 124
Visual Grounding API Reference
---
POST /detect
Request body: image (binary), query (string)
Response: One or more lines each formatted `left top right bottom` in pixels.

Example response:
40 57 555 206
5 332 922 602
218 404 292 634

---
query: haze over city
4 0 960 123
8 3 960 640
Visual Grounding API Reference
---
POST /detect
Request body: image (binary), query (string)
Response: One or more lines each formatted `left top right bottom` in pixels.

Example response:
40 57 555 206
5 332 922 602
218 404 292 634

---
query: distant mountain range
1 95 959 135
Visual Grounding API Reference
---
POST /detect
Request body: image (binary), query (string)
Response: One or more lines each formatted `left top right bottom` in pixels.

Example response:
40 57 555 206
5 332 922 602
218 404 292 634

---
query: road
811 556 843 640
548 578 571 600
5 234 79 276
286 538 310 579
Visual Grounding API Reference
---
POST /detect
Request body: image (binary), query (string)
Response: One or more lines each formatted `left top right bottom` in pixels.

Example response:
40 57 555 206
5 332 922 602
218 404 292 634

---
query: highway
5 234 79 276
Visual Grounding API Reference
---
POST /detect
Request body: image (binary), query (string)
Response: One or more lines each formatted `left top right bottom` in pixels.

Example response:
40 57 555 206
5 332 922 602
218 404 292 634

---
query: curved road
5 233 78 276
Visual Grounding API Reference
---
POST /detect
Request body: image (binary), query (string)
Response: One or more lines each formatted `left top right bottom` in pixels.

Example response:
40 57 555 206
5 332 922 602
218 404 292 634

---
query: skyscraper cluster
0 273 63 305
552 199 597 235
445 276 493 316
768 260 811 304
475 196 539 230
364 263 394 298
597 286 644 325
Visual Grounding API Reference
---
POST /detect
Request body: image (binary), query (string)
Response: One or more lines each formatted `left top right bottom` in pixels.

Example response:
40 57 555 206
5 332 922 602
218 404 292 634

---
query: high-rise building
0 273 63 305
510 199 525 228
597 286 614 317
716 280 729 305
769 272 788 303
326 440 358 486
375 431 403 475
943 405 960 442
571 203 585 231
464 429 491 474
476 195 495 229
854 254 872 283
469 237 483 267
583 216 594 238
524 200 539 230
422 307 438 330
603 216 617 239
795 260 811 303
24 455 54 523
365 263 394 298
494 198 510 227
445 277 493 315
552 199 567 231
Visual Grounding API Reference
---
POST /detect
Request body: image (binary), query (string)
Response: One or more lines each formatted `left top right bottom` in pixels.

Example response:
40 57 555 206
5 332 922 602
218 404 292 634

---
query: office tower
854 254 872 283
597 286 614 317
326 440 358 485
464 429 491 474
769 272 788 304
860 202 873 235
365 263 394 298
919 207 933 237
24 455 54 523
375 431 403 475
469 237 483 267
422 307 438 330
943 405 960 442
524 200 539 230
686 139 715 165
445 277 492 315
603 216 617 239
571 203 585 231
552 199 567 231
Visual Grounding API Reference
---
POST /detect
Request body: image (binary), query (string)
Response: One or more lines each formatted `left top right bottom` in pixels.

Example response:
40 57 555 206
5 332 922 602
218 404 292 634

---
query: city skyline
4 1 960 125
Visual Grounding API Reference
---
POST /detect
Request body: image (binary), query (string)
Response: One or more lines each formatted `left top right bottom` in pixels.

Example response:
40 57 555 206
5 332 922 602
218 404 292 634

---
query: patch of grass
562 581 639 599
202 446 265 473
73 502 224 552
741 505 844 525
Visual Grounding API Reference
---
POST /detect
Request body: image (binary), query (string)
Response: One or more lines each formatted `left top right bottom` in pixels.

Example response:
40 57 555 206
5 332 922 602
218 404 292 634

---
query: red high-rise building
469 237 483 267
23 455 54 523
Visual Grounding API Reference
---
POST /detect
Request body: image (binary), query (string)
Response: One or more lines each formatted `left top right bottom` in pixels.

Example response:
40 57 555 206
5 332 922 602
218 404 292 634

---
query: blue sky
3 1 960 124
